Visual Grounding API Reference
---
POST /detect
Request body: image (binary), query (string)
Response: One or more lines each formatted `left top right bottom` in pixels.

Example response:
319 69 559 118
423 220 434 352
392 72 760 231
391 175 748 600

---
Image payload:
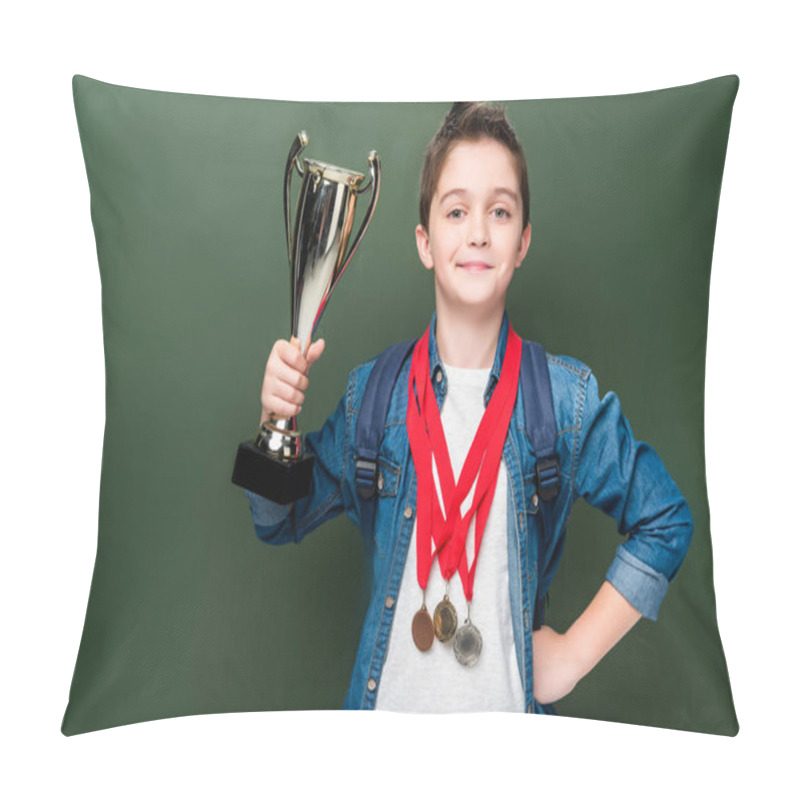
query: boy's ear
515 222 532 268
415 224 435 271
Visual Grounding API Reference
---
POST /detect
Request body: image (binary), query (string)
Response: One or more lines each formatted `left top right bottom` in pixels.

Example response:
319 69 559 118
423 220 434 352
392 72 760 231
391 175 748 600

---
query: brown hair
418 102 530 231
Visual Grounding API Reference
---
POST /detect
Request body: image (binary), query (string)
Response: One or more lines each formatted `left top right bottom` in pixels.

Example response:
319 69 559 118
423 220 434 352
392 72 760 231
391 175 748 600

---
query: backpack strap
520 340 560 502
355 338 561 509
355 339 417 535
520 340 560 629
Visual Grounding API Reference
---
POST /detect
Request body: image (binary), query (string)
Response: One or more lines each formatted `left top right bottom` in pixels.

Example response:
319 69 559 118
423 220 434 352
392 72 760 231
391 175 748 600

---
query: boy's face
416 137 531 317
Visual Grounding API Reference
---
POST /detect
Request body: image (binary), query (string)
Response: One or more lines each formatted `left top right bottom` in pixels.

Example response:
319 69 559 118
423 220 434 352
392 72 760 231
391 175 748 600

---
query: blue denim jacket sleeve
572 371 694 621
244 369 358 545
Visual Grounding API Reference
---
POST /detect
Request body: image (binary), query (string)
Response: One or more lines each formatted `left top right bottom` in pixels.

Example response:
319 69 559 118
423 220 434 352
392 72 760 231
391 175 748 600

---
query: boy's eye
493 208 510 219
447 209 464 219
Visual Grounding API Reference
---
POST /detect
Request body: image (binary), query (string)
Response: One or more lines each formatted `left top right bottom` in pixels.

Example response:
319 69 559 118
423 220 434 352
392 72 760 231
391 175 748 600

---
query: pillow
63 74 739 735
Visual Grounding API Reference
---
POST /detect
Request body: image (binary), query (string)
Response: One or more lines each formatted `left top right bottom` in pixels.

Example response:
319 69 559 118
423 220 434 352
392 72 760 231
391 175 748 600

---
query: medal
405 321 522 666
433 592 458 643
412 602 435 652
453 604 482 667
453 620 483 667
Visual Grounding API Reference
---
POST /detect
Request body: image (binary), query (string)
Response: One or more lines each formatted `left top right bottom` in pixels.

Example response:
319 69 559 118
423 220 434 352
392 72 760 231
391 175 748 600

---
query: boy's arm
572 370 694 621
565 580 642 668
244 369 358 545
533 581 641 704
534 370 693 704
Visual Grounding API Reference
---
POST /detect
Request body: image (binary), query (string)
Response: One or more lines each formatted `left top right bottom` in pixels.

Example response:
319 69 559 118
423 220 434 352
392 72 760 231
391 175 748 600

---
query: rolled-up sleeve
572 371 694 621
245 490 292 528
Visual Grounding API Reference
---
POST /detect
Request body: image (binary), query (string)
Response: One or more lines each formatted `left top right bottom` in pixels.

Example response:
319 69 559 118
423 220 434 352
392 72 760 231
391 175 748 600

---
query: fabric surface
63 74 739 735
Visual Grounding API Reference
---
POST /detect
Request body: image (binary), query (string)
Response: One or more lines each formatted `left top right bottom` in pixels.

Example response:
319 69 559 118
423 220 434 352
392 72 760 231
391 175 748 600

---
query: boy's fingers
276 339 307 372
272 358 309 391
262 378 302 416
271 379 304 407
266 399 301 420
306 338 326 367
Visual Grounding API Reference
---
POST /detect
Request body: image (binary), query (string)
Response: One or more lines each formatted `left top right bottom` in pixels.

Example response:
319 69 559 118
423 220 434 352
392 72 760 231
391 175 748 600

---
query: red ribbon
406 324 522 602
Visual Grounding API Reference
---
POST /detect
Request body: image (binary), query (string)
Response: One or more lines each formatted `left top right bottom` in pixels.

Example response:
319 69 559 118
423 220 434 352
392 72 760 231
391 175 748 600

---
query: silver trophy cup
233 131 381 503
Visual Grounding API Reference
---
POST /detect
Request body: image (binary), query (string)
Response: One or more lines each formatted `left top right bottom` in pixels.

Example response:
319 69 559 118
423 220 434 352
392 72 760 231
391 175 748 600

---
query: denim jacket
245 312 694 713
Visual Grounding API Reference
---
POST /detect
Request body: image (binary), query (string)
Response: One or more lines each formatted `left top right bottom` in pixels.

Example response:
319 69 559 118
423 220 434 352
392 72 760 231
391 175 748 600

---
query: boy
245 102 693 713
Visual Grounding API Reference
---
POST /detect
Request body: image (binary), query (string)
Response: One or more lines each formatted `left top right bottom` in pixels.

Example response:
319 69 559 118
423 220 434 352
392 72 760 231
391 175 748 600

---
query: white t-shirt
375 363 526 712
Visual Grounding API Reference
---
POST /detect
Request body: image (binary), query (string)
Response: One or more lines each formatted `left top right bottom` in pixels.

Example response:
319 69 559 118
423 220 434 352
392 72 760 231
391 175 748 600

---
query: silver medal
453 618 482 667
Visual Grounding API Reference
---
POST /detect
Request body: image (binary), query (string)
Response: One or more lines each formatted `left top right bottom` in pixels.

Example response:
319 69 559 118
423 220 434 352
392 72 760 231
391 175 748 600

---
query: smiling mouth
457 261 493 272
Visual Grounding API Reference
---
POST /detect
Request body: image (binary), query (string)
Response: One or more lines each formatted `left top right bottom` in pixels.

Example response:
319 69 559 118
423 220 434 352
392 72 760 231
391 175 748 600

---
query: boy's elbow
655 495 694 582
244 489 296 544
253 518 294 545
625 493 694 583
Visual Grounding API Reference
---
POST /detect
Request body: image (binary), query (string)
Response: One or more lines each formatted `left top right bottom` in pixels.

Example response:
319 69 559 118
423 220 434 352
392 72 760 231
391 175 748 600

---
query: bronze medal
453 619 483 667
412 604 435 652
433 595 459 643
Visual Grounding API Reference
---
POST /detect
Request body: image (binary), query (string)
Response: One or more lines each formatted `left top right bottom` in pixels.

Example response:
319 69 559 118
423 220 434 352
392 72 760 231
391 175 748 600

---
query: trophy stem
255 416 304 460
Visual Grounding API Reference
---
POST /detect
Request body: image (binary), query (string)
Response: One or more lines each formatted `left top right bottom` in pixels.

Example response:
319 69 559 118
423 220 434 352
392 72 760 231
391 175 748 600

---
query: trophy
232 131 381 503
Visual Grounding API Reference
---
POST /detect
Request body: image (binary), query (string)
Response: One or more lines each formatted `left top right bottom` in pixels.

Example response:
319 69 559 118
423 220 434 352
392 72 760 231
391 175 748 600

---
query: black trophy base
232 441 314 504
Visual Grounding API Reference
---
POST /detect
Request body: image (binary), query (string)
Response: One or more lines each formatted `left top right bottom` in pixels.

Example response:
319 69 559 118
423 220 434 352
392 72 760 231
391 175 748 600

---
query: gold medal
412 603 435 652
433 594 458 643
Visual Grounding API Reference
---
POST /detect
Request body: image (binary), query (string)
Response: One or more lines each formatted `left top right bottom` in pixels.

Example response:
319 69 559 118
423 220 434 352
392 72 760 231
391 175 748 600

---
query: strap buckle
535 456 560 502
355 458 378 500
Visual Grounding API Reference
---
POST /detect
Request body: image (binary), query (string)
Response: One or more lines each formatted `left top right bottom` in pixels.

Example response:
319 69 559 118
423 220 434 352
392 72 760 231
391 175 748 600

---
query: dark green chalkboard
63 74 738 735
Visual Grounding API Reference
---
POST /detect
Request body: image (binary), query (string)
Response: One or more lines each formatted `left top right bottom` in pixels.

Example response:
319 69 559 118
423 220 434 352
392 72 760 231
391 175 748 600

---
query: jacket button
532 492 539 510
385 596 395 609
435 370 443 383
377 472 384 491
367 678 377 692
404 506 413 519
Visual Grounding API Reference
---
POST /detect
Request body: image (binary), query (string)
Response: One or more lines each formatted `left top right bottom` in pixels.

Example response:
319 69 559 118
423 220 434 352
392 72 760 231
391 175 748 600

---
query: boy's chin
439 290 507 315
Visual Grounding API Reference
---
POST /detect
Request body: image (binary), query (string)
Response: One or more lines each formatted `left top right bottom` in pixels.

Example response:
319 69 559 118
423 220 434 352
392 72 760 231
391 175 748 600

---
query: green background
63 74 738 735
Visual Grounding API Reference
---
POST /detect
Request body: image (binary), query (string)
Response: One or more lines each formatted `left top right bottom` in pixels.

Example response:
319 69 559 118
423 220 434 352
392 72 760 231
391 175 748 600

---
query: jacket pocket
523 470 542 518
368 455 402 562
376 455 400 498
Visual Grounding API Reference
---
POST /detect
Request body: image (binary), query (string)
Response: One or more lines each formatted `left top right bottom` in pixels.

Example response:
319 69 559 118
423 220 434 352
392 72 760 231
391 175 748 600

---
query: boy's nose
467 218 489 246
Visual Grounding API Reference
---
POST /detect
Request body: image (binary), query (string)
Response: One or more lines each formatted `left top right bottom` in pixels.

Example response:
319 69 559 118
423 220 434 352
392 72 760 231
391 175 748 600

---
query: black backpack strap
355 339 417 535
520 340 560 630
520 340 560 502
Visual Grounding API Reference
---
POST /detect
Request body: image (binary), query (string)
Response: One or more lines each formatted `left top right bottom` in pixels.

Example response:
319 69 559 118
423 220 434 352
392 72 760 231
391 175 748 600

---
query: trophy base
232 441 314 504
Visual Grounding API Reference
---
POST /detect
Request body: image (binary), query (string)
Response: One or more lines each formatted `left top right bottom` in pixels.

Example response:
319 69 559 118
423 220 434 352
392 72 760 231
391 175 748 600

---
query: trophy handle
333 150 381 292
283 131 309 260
